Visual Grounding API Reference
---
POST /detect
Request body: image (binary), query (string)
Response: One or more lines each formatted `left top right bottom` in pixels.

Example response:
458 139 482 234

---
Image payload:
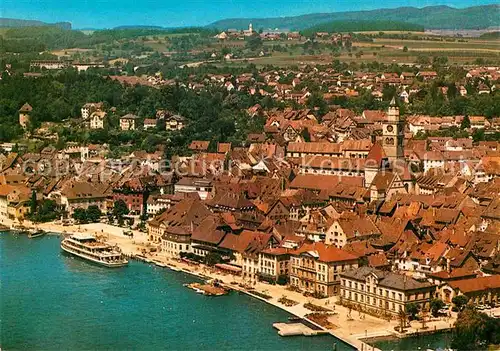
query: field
37 29 499 68
245 37 500 66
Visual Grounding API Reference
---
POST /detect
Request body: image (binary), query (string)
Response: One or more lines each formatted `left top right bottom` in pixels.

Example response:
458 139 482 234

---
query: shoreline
361 329 452 344
2 227 368 350
2 221 454 351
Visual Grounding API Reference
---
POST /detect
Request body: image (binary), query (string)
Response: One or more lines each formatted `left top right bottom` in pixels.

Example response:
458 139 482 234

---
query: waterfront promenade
2 218 456 350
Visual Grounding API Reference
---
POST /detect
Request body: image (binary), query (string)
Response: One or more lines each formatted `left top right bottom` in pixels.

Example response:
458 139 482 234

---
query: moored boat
61 233 128 268
152 260 167 268
28 229 46 238
11 224 29 235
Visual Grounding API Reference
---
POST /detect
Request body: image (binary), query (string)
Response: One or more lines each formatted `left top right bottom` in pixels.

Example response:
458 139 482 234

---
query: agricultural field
246 36 500 66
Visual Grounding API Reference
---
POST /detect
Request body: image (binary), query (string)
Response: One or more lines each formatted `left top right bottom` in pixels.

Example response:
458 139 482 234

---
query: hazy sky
1 0 497 28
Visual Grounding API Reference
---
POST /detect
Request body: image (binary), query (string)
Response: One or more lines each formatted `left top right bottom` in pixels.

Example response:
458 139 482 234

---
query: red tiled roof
291 242 358 263
219 230 271 254
367 252 389 268
427 267 477 281
217 142 232 154
287 142 342 154
289 174 364 191
365 143 386 165
449 275 500 293
301 156 366 171
189 140 210 151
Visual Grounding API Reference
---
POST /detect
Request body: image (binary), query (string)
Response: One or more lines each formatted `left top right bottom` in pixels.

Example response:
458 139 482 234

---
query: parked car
438 308 449 315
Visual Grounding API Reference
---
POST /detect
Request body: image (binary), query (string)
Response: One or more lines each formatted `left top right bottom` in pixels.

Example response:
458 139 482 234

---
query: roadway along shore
3 219 456 350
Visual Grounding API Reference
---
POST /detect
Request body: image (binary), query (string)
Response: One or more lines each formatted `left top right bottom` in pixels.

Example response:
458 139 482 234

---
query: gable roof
150 198 211 228
365 143 386 166
291 241 358 263
191 215 228 245
218 230 272 254
19 103 32 112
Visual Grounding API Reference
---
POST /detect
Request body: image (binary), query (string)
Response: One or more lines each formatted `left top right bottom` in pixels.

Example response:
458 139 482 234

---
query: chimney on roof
446 258 451 273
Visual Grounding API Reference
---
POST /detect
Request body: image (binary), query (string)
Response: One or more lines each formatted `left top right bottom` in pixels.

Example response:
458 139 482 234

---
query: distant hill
207 5 500 31
0 18 71 30
302 20 424 36
113 25 166 30
479 31 500 39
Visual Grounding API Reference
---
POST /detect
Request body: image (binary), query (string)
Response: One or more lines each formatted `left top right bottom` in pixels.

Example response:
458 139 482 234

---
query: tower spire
389 96 397 107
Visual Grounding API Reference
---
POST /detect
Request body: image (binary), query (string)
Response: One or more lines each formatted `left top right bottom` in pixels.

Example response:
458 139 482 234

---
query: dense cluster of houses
19 64 495 141
3 65 500 318
214 24 302 41
214 24 355 44
176 65 498 105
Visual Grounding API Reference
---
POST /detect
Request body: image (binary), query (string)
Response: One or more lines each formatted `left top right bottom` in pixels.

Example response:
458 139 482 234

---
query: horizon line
1 3 497 31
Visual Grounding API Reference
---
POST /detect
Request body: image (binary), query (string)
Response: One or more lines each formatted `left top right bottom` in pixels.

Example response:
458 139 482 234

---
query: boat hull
61 244 128 268
29 232 46 239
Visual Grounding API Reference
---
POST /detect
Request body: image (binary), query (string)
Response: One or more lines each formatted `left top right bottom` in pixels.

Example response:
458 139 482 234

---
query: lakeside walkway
2 219 456 350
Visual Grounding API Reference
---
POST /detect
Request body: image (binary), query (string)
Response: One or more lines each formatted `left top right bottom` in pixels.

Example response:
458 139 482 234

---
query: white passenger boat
61 233 128 268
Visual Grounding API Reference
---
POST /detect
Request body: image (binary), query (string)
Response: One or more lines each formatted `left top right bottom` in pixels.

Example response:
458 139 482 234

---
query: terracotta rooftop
291 241 358 263
365 143 386 166
427 267 477 281
449 275 500 293
289 174 364 191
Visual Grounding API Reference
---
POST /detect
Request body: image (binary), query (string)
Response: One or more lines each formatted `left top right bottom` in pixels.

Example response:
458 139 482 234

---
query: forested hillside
0 26 214 53
208 5 500 30
0 18 71 29
301 21 424 36
0 71 265 155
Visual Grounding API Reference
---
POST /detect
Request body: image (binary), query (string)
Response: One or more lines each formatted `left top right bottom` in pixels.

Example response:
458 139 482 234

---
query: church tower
19 102 32 130
382 97 404 162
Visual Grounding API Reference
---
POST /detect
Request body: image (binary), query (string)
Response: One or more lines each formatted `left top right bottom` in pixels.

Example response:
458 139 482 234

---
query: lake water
370 331 452 351
0 233 349 350
0 233 451 350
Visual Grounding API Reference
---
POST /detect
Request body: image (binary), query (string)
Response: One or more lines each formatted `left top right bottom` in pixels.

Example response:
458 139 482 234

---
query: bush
276 275 289 286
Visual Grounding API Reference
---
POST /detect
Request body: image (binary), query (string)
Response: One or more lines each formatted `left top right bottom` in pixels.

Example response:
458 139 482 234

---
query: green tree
452 295 469 312
204 252 223 266
30 199 59 223
30 190 37 216
306 92 328 116
86 205 102 223
461 115 471 129
245 34 262 51
451 306 500 350
430 298 445 317
472 128 485 142
113 199 129 224
406 302 420 320
72 208 88 223
301 128 311 142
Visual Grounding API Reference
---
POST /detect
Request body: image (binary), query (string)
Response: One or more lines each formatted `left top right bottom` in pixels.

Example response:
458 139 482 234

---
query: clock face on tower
386 125 394 132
